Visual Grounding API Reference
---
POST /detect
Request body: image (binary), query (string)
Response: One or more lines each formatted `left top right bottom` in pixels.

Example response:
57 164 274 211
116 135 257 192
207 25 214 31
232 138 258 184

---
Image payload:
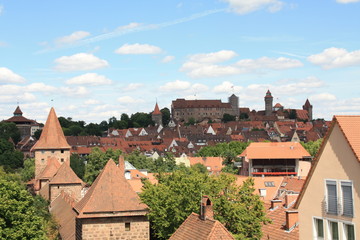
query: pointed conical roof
74 159 147 217
13 106 23 116
303 99 312 108
31 108 70 150
153 103 161 115
49 162 84 185
265 89 273 98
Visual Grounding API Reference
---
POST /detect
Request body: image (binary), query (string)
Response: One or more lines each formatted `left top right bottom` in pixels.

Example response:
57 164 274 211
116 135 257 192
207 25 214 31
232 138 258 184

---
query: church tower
264 90 273 116
228 94 239 117
303 99 313 121
31 108 71 179
152 103 163 126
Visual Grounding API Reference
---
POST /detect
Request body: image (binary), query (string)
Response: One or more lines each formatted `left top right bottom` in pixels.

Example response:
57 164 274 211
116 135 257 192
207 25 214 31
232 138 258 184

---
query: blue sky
1 0 360 123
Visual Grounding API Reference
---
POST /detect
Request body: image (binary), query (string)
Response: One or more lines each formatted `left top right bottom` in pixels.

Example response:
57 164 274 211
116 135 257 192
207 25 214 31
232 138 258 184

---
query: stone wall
35 149 70 178
50 184 82 202
77 216 149 240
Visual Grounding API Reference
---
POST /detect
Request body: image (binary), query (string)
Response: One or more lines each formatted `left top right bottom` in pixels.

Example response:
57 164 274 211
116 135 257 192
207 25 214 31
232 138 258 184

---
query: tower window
125 222 131 231
61 150 64 153
61 158 64 163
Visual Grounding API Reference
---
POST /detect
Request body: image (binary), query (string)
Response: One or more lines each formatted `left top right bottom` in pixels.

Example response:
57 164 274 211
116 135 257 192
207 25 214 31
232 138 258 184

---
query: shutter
326 180 337 214
341 182 353 217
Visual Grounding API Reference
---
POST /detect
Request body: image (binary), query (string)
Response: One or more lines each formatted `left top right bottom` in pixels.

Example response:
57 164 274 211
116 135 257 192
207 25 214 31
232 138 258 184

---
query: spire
304 99 312 108
153 102 161 115
31 107 70 150
265 89 272 98
13 106 23 116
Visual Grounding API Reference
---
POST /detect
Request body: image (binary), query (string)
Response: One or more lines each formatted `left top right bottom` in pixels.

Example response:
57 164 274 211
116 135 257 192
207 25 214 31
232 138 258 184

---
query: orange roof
235 176 284 203
153 103 161 115
37 157 61 180
74 159 147 218
169 213 234 240
14 106 23 115
188 157 224 172
49 162 84 185
31 108 70 150
240 142 310 159
295 109 309 120
335 115 360 161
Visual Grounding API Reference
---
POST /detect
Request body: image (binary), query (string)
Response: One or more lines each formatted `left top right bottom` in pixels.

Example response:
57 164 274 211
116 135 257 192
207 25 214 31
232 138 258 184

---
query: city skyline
1 0 360 123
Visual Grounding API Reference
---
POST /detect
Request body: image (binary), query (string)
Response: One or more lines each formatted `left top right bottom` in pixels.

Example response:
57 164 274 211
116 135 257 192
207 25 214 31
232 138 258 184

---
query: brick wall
78 216 149 240
50 184 82 202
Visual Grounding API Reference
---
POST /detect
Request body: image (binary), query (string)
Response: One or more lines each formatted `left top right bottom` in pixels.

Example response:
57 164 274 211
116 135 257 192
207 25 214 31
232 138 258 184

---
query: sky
1 0 360 123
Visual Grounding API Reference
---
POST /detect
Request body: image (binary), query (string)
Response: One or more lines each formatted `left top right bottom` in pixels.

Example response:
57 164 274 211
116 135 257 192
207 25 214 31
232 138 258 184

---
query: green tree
289 109 297 119
131 112 153 127
0 138 24 171
160 107 171 126
140 168 267 239
21 158 35 182
186 117 196 126
0 122 21 144
301 138 323 157
34 129 42 139
0 169 50 239
125 150 155 171
84 147 122 184
222 113 236 123
153 153 176 173
70 154 85 179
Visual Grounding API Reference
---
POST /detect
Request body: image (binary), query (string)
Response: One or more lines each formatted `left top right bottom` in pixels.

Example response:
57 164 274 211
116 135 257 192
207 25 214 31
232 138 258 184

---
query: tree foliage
222 113 236 123
0 138 24 171
0 168 54 239
21 158 35 182
70 154 85 179
301 138 323 157
0 122 21 144
160 107 171 126
125 150 176 173
84 147 122 184
140 167 268 240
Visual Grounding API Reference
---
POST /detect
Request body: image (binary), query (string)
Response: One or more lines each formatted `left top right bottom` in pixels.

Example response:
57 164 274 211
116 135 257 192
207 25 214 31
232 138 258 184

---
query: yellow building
296 116 360 240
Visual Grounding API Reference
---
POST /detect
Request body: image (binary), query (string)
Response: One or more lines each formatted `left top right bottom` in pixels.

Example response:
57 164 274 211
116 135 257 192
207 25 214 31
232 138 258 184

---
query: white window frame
313 217 324 240
342 221 356 240
327 220 340 240
340 180 354 218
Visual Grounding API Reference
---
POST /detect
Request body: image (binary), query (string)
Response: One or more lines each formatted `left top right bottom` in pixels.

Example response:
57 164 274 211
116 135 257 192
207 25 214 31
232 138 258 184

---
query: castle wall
35 149 70 178
77 216 149 240
50 184 83 202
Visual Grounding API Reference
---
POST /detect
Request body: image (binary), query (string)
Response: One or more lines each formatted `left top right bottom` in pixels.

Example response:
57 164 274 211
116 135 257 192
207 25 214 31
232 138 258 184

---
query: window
329 221 339 240
344 223 355 240
264 181 275 187
51 150 55 153
341 181 353 217
326 180 338 215
314 218 324 239
125 222 130 231
61 150 64 153
61 158 64 163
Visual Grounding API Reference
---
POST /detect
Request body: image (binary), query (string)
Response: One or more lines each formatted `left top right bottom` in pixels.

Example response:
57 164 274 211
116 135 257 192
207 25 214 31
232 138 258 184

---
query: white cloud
162 55 175 63
236 57 303 70
181 50 302 78
26 83 57 93
309 93 337 101
223 0 284 14
307 47 360 69
0 92 36 103
115 43 162 55
117 22 142 31
55 31 90 45
213 81 243 94
66 73 112 86
117 96 144 104
124 83 144 91
159 80 191 92
84 99 100 105
188 50 237 63
54 53 109 72
336 0 360 3
61 86 89 96
0 68 26 83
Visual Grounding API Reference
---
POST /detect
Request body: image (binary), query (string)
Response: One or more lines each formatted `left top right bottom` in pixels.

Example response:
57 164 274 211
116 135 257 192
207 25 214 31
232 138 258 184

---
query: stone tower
31 108 71 179
228 94 239 117
303 99 313 121
152 103 163 126
265 90 273 116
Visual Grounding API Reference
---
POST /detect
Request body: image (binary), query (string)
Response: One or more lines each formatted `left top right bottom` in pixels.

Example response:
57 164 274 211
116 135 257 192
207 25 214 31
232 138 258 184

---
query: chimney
270 199 282 210
285 210 298 231
118 155 125 175
200 195 213 220
285 194 299 208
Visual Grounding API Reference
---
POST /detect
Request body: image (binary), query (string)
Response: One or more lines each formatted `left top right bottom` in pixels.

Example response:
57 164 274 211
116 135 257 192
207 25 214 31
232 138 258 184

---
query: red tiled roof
188 157 224 172
169 213 234 240
31 108 71 150
49 162 84 185
74 159 147 218
153 103 161 115
335 115 360 161
240 142 310 159
295 109 309 120
37 157 61 180
14 106 23 115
